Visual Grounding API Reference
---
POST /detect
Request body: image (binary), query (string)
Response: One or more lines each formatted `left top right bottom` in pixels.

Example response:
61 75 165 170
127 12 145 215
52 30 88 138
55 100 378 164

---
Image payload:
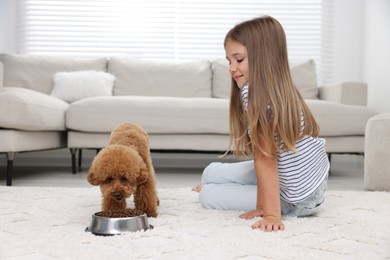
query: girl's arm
256 175 264 210
252 151 285 231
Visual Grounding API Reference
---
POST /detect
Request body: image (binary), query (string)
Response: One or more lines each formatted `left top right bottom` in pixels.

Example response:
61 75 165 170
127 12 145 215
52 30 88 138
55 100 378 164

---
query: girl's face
225 39 249 89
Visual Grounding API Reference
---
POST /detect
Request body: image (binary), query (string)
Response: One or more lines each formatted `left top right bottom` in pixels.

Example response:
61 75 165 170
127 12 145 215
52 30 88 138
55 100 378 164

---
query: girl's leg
280 176 328 217
199 160 257 211
201 160 256 185
199 183 256 211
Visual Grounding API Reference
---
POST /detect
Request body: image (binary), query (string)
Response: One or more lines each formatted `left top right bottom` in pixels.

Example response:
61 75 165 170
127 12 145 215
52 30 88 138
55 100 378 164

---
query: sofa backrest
211 59 319 99
0 53 319 100
108 57 212 97
0 54 107 94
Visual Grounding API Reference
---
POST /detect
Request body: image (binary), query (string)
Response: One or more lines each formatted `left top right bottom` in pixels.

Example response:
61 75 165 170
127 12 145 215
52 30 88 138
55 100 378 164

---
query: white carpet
0 186 389 260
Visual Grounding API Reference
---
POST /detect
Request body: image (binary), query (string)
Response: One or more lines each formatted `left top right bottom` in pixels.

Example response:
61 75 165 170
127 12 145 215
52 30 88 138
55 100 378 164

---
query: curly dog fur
87 123 159 217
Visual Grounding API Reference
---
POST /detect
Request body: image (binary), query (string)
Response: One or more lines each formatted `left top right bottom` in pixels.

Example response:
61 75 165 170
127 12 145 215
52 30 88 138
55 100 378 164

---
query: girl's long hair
225 16 319 158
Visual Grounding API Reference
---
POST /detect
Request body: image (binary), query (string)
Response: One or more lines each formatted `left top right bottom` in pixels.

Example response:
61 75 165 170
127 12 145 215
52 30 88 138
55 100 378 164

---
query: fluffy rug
0 186 389 259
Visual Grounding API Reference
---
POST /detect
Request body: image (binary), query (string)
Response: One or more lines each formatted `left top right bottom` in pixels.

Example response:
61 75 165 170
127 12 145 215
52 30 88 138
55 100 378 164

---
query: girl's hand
239 209 264 219
251 216 285 232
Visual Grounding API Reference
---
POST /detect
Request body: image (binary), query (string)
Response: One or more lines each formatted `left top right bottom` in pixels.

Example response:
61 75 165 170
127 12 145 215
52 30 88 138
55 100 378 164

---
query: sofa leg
70 148 78 174
7 160 13 186
78 149 82 170
6 152 15 186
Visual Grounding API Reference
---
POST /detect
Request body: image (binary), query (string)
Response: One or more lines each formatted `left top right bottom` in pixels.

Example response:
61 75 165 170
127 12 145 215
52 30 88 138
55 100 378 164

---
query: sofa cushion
0 61 3 90
66 96 376 137
51 70 115 103
0 54 107 94
212 59 319 99
290 60 318 99
108 58 212 97
66 96 229 134
211 59 231 98
306 99 377 136
0 130 66 152
0 87 69 131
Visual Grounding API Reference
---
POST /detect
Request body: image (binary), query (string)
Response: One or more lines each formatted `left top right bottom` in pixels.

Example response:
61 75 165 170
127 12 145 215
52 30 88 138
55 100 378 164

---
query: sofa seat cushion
306 99 377 136
0 87 69 131
108 58 212 97
66 97 375 137
66 96 229 134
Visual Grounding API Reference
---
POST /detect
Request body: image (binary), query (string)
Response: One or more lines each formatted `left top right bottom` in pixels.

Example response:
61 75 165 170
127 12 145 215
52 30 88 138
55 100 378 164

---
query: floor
0 149 365 190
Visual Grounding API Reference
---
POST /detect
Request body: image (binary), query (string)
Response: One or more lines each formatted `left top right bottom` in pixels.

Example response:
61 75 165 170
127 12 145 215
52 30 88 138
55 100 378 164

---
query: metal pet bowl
85 212 153 236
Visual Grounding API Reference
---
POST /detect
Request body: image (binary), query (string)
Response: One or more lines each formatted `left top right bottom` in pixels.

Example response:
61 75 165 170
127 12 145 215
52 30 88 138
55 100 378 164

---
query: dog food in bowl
85 208 153 236
95 208 145 218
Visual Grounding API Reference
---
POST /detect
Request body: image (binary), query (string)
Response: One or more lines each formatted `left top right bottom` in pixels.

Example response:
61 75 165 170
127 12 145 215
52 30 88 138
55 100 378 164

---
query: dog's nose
113 192 123 201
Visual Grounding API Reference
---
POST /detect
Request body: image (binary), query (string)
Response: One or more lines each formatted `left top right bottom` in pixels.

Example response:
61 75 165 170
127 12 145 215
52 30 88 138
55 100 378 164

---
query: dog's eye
120 176 127 183
104 177 113 184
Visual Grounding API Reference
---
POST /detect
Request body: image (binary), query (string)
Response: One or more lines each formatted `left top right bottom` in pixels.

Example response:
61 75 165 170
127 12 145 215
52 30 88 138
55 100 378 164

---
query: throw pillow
290 60 318 99
51 70 115 103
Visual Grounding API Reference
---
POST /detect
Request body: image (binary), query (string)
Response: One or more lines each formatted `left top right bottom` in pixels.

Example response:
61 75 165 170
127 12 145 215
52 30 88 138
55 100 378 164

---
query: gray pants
199 161 327 217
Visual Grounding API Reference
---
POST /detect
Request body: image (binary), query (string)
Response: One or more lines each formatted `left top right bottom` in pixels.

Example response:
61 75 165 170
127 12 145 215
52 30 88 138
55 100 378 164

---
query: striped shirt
241 84 249 113
240 83 329 203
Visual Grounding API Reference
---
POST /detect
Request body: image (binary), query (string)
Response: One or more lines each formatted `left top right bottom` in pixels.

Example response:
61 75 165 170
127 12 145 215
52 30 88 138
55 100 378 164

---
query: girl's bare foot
192 183 202 192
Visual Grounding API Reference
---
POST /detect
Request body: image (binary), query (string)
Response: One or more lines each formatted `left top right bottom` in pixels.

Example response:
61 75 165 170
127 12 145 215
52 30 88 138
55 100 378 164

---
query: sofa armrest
318 81 368 106
0 61 3 89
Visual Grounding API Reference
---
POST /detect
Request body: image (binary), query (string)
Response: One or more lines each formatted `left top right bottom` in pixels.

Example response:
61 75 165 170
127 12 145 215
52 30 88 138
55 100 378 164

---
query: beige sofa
0 54 377 185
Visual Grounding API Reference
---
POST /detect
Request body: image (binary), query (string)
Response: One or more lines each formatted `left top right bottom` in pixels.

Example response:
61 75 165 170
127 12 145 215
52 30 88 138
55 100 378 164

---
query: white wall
0 0 16 53
364 0 390 113
332 0 390 113
0 0 389 112
333 0 365 82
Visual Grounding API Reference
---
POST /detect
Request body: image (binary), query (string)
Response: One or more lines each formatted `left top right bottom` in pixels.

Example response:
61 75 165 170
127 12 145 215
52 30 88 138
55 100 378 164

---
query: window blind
16 0 333 83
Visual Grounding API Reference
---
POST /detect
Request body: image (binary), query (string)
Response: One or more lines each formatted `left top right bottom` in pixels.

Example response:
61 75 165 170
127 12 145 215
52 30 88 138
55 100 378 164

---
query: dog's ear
87 169 102 186
87 148 111 186
136 162 149 184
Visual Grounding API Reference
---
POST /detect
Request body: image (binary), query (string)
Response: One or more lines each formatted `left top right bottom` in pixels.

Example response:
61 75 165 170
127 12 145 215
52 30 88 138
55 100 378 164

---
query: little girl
194 16 330 232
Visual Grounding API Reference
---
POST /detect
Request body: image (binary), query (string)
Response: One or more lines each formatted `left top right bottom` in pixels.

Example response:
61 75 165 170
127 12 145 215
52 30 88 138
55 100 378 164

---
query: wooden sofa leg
6 152 15 186
70 148 78 174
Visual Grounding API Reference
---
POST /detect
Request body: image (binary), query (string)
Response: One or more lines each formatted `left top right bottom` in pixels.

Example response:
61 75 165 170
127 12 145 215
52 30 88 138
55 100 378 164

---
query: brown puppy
87 123 159 217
